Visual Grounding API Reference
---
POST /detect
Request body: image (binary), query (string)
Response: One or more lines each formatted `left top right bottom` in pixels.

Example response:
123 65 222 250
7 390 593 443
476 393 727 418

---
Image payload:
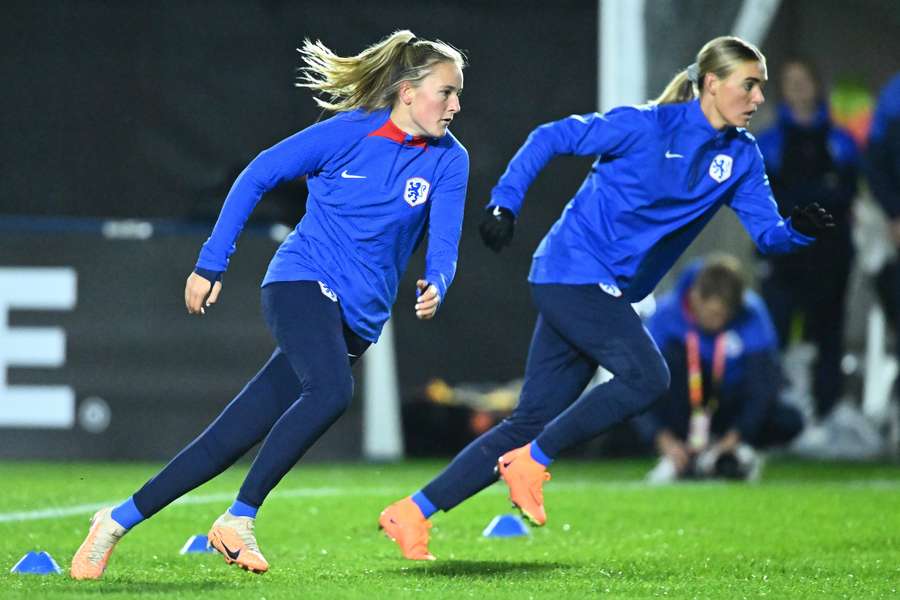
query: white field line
1 479 899 524
0 487 387 524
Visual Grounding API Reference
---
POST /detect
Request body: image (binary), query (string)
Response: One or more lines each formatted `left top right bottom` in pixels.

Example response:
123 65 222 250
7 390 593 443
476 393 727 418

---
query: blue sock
530 440 553 467
410 491 437 519
229 499 258 519
110 496 145 530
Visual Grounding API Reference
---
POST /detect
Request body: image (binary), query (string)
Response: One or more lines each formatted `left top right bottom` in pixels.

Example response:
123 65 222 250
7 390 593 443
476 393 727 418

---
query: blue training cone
10 551 62 574
179 534 215 554
482 514 530 537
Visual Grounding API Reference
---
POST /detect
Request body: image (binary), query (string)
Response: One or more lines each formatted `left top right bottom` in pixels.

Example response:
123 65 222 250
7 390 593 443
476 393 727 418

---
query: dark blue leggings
132 280 369 517
422 283 670 510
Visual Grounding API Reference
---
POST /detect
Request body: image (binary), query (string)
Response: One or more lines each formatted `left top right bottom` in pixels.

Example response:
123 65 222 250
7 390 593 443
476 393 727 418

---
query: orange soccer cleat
378 497 435 561
207 511 269 574
497 443 552 526
70 507 128 580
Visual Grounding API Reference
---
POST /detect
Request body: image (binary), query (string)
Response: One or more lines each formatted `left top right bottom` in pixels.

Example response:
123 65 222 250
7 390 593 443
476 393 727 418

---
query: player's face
705 60 766 129
781 62 818 113
689 288 733 333
398 61 463 138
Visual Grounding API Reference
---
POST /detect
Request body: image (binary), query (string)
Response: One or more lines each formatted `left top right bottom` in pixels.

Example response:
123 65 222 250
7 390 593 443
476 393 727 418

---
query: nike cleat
378 497 435 560
497 443 551 526
70 507 128 580
208 511 269 574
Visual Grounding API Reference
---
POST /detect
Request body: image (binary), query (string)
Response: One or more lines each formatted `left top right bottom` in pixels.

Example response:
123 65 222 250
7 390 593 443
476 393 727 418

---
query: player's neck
700 95 728 130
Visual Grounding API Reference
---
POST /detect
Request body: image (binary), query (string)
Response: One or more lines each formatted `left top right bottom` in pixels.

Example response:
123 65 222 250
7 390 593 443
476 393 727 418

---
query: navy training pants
422 283 670 510
132 280 370 517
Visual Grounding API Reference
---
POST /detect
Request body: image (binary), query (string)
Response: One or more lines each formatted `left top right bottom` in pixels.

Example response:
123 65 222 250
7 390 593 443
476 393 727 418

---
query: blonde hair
296 30 467 113
653 36 766 105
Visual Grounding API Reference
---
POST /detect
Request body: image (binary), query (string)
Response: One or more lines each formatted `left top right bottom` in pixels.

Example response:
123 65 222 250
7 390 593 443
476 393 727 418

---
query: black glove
790 202 835 237
478 205 516 253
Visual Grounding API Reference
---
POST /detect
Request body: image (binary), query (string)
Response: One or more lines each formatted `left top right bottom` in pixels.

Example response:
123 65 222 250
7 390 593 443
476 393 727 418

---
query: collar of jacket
687 98 728 138
368 116 430 148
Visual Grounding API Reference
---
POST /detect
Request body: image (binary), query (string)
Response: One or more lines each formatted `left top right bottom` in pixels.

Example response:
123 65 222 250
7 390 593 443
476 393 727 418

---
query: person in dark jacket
634 255 804 482
755 59 859 421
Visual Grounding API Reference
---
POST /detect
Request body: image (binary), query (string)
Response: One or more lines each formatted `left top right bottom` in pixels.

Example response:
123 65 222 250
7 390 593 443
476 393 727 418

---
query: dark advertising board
0 223 363 460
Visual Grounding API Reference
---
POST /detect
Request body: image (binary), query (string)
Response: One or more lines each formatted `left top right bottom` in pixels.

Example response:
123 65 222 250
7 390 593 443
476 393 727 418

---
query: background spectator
634 255 804 483
755 58 860 423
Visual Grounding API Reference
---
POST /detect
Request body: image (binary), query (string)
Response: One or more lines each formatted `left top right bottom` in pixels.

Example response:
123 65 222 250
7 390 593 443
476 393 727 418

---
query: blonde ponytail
654 70 697 105
652 36 766 105
297 30 466 113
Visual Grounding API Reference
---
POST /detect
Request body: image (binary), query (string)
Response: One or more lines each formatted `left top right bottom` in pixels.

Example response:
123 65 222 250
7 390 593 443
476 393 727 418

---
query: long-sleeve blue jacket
488 100 812 301
195 108 469 341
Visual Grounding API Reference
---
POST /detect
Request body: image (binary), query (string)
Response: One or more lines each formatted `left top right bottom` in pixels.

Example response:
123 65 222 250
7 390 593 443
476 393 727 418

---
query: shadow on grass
400 560 570 579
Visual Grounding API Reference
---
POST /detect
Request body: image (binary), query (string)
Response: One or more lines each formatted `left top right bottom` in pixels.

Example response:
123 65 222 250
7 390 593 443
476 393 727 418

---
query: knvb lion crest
404 177 431 207
708 154 733 183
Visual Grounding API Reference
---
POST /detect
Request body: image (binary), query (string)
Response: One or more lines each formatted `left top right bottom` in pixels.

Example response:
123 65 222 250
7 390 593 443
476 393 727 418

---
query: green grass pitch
1 459 898 599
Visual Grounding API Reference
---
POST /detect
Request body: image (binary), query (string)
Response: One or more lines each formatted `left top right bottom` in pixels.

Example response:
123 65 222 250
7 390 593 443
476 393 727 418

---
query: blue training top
195 107 469 342
488 99 813 301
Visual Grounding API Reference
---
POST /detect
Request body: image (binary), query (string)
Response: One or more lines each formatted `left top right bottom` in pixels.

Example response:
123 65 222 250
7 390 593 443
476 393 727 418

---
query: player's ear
705 72 719 96
398 81 415 106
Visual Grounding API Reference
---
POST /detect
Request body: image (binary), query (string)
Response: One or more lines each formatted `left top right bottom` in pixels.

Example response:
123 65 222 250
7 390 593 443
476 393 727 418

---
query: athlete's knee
332 376 354 415
633 355 670 401
322 374 353 415
305 371 354 417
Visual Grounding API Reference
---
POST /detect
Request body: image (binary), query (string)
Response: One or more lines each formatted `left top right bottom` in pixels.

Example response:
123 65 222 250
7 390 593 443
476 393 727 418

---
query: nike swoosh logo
341 170 366 179
665 151 684 159
220 541 241 560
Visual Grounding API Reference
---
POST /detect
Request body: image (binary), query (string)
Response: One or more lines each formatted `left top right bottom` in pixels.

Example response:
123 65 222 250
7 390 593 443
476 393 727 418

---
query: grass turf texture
1 459 898 599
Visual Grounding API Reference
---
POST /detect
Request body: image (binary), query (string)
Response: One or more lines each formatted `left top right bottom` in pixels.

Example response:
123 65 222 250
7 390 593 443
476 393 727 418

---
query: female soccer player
71 30 468 578
379 35 832 561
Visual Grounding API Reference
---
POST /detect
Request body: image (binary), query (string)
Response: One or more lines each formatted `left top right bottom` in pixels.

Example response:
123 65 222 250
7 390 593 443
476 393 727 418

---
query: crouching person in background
633 255 803 483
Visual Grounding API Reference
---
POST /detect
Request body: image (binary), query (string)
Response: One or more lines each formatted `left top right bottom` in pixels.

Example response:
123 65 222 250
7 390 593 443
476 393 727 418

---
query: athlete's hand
479 205 516 253
185 271 222 316
656 430 690 473
712 429 741 455
415 279 441 320
790 202 835 237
